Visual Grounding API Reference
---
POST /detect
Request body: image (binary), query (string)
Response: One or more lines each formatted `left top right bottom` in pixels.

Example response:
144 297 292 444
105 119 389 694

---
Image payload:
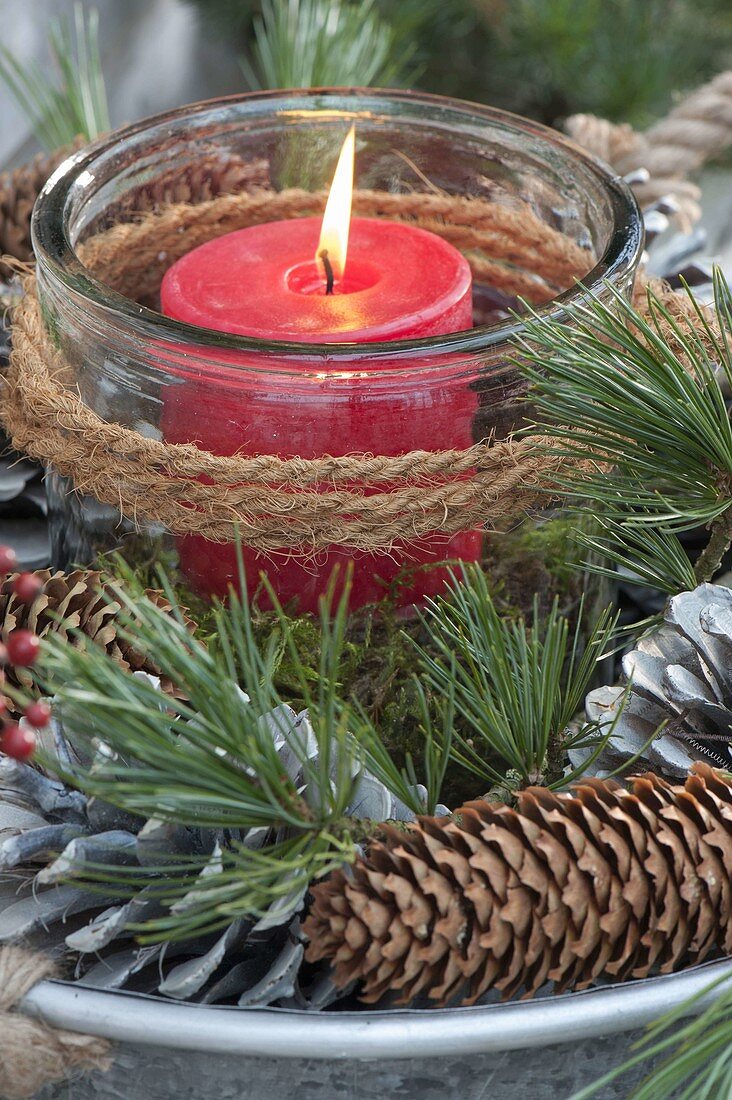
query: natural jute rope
5 276 568 552
77 187 591 306
1 184 721 554
2 184 720 554
0 946 111 1100
1 189 599 553
567 70 732 230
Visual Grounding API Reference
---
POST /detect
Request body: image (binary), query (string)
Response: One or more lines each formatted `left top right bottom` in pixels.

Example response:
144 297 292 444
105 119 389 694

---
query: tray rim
21 956 732 1061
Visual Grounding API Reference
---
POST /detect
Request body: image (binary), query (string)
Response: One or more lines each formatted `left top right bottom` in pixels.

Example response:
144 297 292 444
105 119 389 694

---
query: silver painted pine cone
0 677 429 1008
575 583 732 779
642 193 715 297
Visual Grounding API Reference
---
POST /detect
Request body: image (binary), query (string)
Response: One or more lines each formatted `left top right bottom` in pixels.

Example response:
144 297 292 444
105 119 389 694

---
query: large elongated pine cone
303 765 732 1007
0 569 182 714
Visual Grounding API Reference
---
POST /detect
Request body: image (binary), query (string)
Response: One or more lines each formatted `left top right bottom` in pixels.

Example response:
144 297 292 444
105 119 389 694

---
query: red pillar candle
160 130 480 613
162 216 472 342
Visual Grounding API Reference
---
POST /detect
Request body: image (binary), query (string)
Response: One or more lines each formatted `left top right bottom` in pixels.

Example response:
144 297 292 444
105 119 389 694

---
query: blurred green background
3 0 731 172
186 0 732 127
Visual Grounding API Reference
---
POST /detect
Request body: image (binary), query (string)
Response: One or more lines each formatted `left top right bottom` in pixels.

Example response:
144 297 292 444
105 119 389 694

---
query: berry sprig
0 543 44 760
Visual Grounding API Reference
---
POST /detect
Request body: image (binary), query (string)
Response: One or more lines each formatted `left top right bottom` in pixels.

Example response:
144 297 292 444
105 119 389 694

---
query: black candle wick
319 249 335 295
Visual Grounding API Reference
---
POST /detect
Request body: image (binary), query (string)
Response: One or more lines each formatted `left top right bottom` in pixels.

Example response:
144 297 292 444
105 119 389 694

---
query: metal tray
23 956 732 1099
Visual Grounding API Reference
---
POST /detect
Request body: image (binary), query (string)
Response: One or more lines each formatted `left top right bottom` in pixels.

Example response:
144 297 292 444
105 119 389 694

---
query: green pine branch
412 565 619 790
572 974 732 1100
73 832 354 943
0 2 109 150
241 0 417 90
470 0 732 125
34 561 444 939
518 271 732 584
574 510 698 598
27 550 630 939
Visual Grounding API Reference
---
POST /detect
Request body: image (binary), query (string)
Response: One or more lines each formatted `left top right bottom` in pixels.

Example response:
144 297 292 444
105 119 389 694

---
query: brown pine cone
0 569 184 714
86 155 271 241
129 156 271 210
303 765 732 1007
79 154 272 308
0 141 85 275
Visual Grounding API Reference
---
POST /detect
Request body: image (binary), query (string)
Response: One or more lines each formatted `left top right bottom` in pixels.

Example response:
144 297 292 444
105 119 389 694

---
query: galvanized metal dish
24 957 732 1100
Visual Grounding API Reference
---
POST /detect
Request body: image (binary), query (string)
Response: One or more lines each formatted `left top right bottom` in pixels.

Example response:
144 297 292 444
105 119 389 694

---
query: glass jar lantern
29 89 643 612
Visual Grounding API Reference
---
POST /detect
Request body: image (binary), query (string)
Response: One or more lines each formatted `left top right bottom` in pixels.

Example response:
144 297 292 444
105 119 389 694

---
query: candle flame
317 125 355 286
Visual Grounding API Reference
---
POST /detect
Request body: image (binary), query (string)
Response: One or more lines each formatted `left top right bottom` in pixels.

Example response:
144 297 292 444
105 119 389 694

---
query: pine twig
571 974 732 1099
574 512 698 598
518 271 732 542
412 565 619 789
241 0 417 90
0 2 109 150
694 503 732 582
32 560 444 939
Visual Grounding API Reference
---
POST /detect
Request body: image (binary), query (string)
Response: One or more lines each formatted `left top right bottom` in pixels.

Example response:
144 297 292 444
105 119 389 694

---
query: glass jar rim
32 86 644 368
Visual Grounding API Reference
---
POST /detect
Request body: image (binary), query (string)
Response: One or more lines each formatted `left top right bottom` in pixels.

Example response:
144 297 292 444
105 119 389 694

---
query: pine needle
413 565 619 788
571 974 732 1099
34 558 436 937
0 3 109 150
518 275 732 530
241 0 416 89
574 510 698 597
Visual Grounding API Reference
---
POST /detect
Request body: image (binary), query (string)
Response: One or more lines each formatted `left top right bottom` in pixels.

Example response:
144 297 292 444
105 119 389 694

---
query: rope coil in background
566 70 732 230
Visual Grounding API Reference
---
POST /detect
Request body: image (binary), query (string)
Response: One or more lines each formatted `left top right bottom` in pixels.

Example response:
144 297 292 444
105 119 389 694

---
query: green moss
242 519 596 805
483 514 584 615
99 514 601 805
247 588 482 805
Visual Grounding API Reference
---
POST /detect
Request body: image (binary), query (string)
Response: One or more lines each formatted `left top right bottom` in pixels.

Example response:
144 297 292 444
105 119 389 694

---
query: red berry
6 630 40 667
12 572 43 603
0 546 17 574
24 700 51 728
0 722 36 760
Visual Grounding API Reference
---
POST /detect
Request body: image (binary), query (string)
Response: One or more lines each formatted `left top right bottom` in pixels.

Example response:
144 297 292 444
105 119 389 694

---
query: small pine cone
95 156 272 235
132 156 271 209
80 156 272 308
0 141 84 274
303 765 732 1007
0 569 185 714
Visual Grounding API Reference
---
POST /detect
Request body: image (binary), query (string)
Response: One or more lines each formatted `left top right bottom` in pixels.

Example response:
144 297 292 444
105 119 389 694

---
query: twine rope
1 189 597 553
78 187 592 307
567 70 732 230
0 188 718 554
4 272 569 551
0 946 111 1100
